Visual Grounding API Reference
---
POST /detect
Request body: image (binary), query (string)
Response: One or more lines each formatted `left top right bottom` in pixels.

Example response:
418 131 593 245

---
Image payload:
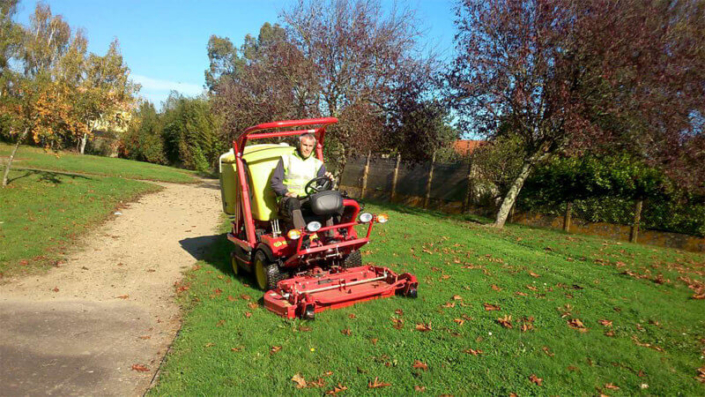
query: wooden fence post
360 151 371 199
462 155 474 213
563 202 573 232
390 153 401 203
629 199 643 243
423 150 436 209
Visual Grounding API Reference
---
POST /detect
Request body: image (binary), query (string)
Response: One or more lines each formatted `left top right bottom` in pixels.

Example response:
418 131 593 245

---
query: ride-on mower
219 117 418 319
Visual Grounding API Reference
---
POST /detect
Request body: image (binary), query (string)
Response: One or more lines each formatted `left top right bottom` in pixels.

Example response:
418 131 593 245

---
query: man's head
298 133 316 158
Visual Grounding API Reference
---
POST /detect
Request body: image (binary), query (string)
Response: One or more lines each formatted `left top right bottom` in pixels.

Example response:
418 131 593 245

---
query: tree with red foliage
449 0 705 228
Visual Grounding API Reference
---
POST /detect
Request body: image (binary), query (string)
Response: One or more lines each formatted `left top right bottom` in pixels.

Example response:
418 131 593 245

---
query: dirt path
0 179 222 396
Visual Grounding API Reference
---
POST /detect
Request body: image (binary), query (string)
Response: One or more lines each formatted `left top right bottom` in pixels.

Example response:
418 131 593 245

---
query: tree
449 0 705 228
282 0 430 174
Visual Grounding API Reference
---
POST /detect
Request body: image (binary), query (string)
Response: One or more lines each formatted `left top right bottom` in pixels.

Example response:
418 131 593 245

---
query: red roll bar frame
232 117 339 248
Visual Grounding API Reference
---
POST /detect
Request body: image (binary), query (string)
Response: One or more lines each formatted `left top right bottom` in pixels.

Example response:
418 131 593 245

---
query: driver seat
310 190 344 216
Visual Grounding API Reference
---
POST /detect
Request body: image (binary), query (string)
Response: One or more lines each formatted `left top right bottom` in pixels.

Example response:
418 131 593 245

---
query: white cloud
130 74 203 96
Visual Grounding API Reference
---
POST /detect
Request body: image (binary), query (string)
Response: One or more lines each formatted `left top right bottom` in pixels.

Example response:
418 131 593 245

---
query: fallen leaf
227 295 237 301
244 312 252 318
204 342 215 348
216 320 226 327
139 335 151 340
270 345 282 355
491 284 502 291
248 302 258 310
605 330 615 337
464 348 483 356
599 319 613 327
395 309 404 316
292 373 307 389
568 319 588 332
567 366 580 372
52 287 59 292
451 295 463 300
392 318 404 330
368 377 391 389
604 383 620 390
341 328 352 336
348 313 356 319
231 346 244 352
526 285 538 291
298 326 312 332
529 374 543 386
370 338 378 345
515 291 528 297
442 302 456 308
415 322 432 332
116 295 129 299
412 360 428 371
131 364 149 372
414 385 426 392
454 318 465 326
213 288 222 295
240 294 251 300
542 346 554 357
529 271 540 278
497 315 513 329
326 383 348 395
484 303 501 311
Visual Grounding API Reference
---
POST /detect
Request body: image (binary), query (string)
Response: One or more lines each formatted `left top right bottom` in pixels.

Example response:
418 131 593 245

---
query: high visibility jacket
281 151 323 196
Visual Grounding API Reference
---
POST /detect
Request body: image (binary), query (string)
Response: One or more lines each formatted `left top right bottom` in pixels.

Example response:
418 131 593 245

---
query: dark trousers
278 196 335 235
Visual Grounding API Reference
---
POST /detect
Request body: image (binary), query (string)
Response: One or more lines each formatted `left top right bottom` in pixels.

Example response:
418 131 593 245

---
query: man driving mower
270 133 335 233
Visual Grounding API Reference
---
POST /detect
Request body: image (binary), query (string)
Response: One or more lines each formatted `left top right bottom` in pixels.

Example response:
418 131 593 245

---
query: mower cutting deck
264 265 418 320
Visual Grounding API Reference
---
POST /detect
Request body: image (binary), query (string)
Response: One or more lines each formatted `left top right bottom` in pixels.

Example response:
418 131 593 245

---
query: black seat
309 190 344 216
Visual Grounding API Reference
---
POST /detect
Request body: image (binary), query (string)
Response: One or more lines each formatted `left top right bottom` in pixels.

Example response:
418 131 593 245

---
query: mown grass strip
1 143 196 183
151 203 705 395
0 169 160 277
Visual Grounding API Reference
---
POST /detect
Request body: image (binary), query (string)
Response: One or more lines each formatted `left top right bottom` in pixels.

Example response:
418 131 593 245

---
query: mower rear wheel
342 250 362 269
254 250 284 291
230 253 239 276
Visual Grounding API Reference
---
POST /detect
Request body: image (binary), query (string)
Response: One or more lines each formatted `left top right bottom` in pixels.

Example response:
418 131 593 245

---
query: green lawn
0 169 160 278
1 143 196 183
150 203 705 395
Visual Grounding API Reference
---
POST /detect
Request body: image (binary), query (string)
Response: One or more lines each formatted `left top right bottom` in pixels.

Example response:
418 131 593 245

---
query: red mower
219 117 418 320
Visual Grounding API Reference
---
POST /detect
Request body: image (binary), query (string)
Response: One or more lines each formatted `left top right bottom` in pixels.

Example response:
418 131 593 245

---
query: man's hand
324 171 334 180
285 192 297 198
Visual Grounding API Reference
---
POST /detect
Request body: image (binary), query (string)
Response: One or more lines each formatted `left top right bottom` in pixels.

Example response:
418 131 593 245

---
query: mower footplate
264 265 418 319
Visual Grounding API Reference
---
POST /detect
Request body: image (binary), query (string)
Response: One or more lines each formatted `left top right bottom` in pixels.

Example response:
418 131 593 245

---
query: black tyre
343 250 362 269
253 250 285 290
406 286 418 298
302 305 315 320
230 252 239 276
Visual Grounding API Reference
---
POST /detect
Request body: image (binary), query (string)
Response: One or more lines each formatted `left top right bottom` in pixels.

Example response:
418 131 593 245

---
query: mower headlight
287 229 302 240
306 221 322 232
376 214 389 224
359 212 373 223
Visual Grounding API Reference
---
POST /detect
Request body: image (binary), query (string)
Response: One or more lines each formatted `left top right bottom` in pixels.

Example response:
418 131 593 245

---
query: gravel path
0 179 222 396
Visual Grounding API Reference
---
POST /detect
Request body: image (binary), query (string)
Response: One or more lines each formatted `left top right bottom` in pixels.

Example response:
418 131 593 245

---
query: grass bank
1 143 196 183
151 203 705 395
0 169 160 278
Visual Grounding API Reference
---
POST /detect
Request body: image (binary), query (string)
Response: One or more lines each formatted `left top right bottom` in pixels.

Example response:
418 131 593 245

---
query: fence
339 153 705 253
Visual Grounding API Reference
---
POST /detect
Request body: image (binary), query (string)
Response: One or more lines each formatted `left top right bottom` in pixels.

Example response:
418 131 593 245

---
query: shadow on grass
360 198 493 225
8 169 92 185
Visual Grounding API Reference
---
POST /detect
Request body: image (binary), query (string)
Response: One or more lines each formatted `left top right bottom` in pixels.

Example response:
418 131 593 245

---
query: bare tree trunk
492 160 534 228
390 153 401 203
563 202 573 232
360 150 371 199
79 133 89 155
629 200 643 243
2 128 30 188
423 150 437 209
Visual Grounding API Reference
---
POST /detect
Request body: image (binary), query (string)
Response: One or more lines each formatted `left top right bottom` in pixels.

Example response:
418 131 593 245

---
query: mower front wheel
254 250 284 291
342 250 362 269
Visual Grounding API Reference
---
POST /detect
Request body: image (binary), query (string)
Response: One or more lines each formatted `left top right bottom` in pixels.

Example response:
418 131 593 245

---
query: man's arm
271 158 289 196
317 164 334 180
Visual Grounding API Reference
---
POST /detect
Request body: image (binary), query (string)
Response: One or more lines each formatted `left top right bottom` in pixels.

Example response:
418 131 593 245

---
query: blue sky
13 0 458 107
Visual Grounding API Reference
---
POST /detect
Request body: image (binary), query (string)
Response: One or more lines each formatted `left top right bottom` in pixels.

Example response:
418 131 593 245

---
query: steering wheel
304 176 333 196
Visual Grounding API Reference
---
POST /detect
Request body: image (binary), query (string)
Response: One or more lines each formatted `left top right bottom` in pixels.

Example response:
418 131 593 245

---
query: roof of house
453 140 485 156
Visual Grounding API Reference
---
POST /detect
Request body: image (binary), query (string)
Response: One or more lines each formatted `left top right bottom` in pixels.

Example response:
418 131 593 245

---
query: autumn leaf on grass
341 328 352 336
395 309 404 316
497 315 513 329
604 330 615 337
348 313 356 319
270 345 282 355
131 364 149 372
464 348 483 356
415 322 432 332
414 385 426 392
454 318 465 326
442 302 456 308
515 291 528 297
491 284 502 291
231 346 244 352
392 318 404 330
204 342 216 348
244 312 252 318
529 374 543 386
697 366 705 383
240 294 251 300
216 320 226 327
326 383 348 395
248 302 258 310
116 295 129 299
604 383 620 390
631 336 665 352
368 377 391 389
526 285 538 291
298 325 312 332
227 295 237 302
542 346 554 357
291 373 307 389
412 360 428 371
451 295 463 300
213 288 222 296
568 319 588 332
528 271 540 278
484 303 501 311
